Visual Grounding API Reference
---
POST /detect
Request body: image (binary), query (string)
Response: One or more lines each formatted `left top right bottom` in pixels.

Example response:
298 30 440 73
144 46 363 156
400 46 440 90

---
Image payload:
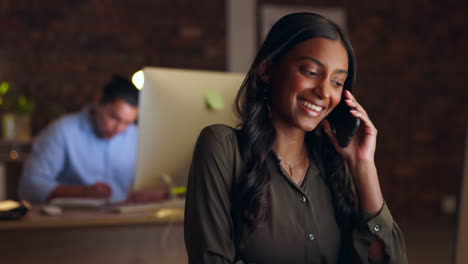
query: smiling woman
269 38 348 132
185 13 408 264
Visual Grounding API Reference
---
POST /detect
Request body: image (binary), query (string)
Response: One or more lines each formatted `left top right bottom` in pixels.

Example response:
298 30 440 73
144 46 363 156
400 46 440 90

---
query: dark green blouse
184 125 407 264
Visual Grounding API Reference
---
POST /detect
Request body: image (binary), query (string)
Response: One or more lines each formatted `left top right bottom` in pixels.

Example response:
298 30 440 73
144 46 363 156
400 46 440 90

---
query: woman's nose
313 78 331 99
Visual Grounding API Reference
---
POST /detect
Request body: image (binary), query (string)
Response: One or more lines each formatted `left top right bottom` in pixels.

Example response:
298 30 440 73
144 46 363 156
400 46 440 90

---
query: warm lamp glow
0 200 20 211
132 70 144 90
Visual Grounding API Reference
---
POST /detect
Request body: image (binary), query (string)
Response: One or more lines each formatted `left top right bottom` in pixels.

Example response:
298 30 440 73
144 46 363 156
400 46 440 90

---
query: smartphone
326 98 361 148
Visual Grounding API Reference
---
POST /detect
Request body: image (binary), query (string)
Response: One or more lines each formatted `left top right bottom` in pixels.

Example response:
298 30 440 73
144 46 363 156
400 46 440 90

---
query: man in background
18 75 167 203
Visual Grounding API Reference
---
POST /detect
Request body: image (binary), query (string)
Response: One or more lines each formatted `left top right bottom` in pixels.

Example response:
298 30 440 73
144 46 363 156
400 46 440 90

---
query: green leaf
0 82 10 95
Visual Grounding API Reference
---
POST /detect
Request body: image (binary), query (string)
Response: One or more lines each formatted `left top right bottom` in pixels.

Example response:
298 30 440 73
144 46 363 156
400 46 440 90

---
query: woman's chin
298 121 320 132
295 112 323 132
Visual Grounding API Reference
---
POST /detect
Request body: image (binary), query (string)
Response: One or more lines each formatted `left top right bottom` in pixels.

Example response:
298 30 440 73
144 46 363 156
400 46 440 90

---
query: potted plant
0 82 35 142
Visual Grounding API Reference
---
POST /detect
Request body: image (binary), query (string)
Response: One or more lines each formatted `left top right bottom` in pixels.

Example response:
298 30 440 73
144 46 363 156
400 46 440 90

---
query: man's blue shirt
18 106 138 202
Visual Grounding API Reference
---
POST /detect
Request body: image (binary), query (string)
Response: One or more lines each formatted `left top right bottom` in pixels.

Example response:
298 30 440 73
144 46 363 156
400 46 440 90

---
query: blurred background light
132 70 144 90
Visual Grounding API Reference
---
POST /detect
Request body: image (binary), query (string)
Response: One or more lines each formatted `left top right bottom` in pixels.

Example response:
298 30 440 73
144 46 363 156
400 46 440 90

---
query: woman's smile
297 97 325 117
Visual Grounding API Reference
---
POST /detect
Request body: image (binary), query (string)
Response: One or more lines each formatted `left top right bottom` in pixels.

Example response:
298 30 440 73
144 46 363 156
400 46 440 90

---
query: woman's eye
302 69 318 77
332 80 344 87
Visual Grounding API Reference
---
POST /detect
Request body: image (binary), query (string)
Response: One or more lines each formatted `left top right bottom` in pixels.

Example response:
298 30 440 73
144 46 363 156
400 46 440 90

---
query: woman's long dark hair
234 12 359 259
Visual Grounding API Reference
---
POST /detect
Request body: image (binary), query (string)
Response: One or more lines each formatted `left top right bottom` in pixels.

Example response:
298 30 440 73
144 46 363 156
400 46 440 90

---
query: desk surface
0 205 184 230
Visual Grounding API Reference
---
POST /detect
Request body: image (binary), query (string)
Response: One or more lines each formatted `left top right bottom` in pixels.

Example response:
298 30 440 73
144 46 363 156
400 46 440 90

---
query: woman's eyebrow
298 56 348 75
299 56 324 67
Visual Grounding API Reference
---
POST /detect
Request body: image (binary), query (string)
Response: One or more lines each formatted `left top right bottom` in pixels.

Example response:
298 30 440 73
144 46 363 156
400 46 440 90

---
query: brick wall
0 0 467 222
0 0 226 132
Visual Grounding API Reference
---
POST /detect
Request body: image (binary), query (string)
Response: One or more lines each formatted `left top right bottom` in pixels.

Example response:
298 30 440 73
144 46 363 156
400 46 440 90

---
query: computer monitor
133 67 245 191
456 121 468 263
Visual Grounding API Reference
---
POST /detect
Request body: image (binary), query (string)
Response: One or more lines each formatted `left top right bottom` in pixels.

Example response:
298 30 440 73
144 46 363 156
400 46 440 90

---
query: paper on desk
49 198 110 208
108 198 185 214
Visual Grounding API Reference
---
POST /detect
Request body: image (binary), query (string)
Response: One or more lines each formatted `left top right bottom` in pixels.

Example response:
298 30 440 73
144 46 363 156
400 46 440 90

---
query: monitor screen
134 67 245 191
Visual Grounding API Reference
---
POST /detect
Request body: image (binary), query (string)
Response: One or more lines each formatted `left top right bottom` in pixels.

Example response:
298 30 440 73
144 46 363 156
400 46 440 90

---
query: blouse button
300 196 307 203
373 224 382 232
308 233 315 241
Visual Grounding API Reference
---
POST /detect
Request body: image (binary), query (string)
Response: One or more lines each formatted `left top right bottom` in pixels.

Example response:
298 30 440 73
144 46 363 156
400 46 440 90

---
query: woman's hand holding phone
323 90 378 165
324 90 385 217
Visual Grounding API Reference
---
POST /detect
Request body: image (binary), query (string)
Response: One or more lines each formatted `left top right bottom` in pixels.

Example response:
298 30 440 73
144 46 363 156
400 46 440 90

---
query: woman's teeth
300 100 323 112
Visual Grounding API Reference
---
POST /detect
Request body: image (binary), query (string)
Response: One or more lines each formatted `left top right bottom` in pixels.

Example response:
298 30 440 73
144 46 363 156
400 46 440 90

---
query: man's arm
18 122 68 202
18 121 114 202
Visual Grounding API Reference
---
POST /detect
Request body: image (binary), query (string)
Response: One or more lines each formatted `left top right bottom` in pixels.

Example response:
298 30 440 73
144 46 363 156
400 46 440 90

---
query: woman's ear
257 59 272 84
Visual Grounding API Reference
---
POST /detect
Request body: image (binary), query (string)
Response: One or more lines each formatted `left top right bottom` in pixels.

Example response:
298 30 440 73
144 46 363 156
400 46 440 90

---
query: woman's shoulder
200 124 237 137
196 124 240 155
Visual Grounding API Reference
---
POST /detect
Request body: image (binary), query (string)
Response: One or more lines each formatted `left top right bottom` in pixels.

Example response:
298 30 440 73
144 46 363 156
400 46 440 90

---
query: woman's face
268 37 349 132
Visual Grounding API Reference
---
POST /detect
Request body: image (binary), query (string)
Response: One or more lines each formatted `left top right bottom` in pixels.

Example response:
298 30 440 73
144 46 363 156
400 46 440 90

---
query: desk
1 206 458 264
0 206 187 264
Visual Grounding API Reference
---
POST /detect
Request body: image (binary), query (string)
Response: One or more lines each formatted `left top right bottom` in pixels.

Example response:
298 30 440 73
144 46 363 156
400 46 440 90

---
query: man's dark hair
101 75 139 107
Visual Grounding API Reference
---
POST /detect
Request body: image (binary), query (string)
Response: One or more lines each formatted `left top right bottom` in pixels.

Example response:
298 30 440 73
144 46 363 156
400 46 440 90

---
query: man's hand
125 190 169 203
82 182 112 198
47 182 113 201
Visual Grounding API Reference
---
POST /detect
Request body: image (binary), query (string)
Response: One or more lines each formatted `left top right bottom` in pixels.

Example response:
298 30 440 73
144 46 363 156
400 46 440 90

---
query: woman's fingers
350 109 377 135
343 90 377 134
344 90 369 117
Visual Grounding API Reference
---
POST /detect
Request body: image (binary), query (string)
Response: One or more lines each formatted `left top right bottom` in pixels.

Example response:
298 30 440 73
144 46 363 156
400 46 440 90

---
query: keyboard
49 198 109 208
107 198 185 214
